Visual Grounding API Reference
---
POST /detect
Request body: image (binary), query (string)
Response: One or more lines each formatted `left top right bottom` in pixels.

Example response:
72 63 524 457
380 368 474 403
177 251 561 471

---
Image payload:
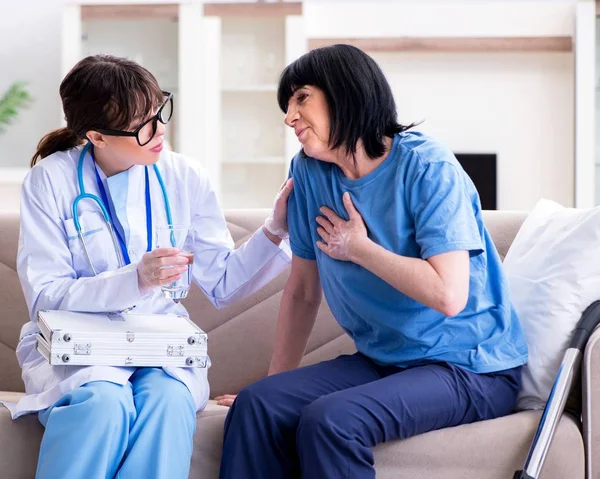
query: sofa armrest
582 326 600 478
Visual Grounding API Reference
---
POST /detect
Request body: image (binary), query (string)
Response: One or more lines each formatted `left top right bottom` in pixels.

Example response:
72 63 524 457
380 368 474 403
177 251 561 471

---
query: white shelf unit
61 2 305 209
216 14 305 209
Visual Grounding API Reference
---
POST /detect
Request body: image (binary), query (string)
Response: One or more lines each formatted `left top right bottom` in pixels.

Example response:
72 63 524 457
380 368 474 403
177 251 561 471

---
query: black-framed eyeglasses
95 91 173 147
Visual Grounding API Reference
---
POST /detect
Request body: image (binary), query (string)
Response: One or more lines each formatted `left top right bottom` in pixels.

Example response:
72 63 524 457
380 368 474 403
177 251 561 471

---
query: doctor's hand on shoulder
263 178 294 244
137 248 191 294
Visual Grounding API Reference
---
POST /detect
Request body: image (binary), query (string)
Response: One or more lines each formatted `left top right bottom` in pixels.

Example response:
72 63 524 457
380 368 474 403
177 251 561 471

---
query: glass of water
156 225 195 301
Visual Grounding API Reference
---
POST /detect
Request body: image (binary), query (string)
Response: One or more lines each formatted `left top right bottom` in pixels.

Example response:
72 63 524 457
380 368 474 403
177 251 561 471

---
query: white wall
0 0 62 169
305 0 577 209
595 17 600 205
375 51 573 210
305 0 575 38
575 0 595 208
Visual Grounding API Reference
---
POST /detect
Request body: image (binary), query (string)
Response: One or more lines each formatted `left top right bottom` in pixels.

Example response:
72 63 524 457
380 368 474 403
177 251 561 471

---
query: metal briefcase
36 310 208 368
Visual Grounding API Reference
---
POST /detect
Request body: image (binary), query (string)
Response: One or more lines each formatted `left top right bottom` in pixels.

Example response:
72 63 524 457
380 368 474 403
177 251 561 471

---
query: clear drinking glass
156 225 195 300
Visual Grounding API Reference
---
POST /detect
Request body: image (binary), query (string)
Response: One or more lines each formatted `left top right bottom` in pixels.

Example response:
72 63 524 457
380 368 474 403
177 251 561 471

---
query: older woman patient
217 44 528 479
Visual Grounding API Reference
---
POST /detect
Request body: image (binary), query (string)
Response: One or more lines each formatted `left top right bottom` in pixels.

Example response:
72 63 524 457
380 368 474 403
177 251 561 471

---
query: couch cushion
190 408 582 479
187 409 582 479
372 410 583 479
191 401 229 478
0 393 42 479
480 210 526 260
0 212 29 393
0 391 25 403
0 396 584 479
0 393 230 479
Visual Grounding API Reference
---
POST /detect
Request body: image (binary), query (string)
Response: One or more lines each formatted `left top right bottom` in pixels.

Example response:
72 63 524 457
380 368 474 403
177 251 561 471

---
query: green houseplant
0 82 32 134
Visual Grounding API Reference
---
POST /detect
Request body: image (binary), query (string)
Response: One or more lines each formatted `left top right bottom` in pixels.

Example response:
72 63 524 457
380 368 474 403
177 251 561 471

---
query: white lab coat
6 145 291 419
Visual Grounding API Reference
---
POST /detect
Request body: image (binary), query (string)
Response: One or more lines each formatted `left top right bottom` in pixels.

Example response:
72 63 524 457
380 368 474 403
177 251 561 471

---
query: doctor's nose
155 120 166 138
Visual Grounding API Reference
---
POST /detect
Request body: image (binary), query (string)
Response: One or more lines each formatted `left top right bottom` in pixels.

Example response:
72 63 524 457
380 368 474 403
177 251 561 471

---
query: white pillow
503 199 600 410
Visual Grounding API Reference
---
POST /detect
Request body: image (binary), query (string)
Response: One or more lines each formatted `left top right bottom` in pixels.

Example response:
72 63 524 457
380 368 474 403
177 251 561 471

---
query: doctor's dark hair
277 44 416 160
31 55 163 166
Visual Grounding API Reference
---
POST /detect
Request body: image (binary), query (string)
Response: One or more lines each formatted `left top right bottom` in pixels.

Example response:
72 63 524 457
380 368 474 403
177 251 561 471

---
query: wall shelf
81 4 179 21
204 2 302 18
308 36 573 53
81 2 302 21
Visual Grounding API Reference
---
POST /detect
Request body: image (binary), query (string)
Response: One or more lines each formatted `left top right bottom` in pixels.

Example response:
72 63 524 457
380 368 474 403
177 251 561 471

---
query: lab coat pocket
62 210 120 277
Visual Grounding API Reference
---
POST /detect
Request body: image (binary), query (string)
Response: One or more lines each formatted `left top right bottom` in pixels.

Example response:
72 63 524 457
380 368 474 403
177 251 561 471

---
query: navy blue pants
220 353 521 479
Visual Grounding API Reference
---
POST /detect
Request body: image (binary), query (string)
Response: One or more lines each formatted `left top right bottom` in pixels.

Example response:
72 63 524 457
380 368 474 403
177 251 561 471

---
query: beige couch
0 209 594 478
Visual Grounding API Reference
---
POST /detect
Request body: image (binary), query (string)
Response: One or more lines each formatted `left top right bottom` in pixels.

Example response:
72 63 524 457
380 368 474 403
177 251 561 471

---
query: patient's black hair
277 44 416 160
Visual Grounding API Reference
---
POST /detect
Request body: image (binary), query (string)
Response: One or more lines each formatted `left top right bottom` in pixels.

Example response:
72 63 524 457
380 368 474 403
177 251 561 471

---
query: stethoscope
73 142 173 275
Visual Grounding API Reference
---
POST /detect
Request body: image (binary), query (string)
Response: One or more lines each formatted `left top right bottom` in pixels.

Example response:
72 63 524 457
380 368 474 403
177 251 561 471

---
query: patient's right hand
215 394 237 407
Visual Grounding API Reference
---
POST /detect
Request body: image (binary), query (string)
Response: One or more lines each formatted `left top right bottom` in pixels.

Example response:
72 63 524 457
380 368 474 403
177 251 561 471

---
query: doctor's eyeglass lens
137 93 173 145
95 91 173 147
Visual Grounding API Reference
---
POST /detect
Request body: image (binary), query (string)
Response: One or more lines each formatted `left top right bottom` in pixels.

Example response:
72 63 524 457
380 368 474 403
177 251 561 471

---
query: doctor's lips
150 141 164 153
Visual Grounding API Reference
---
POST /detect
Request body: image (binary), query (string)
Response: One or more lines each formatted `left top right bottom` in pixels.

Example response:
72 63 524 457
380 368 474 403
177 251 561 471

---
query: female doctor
11 54 292 479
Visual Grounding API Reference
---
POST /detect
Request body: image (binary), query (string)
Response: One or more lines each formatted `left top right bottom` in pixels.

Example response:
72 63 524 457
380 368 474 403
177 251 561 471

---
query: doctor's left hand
137 248 190 294
264 178 294 240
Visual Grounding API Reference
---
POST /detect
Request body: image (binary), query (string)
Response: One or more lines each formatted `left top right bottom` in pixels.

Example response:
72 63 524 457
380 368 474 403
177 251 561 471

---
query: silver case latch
74 343 91 355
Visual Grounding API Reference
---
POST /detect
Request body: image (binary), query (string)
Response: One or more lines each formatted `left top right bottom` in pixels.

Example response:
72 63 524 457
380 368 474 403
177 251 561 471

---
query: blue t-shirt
287 131 528 374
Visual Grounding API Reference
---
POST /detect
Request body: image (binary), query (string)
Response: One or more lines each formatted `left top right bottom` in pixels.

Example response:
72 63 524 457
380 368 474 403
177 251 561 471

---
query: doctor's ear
86 130 108 148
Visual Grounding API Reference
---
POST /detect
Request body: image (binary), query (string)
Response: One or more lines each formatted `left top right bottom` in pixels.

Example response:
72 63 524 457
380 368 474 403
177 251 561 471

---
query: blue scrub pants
36 368 196 479
220 353 521 479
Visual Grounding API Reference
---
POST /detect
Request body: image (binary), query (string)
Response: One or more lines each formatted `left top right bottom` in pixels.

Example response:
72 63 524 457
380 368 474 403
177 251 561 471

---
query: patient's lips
295 127 307 140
